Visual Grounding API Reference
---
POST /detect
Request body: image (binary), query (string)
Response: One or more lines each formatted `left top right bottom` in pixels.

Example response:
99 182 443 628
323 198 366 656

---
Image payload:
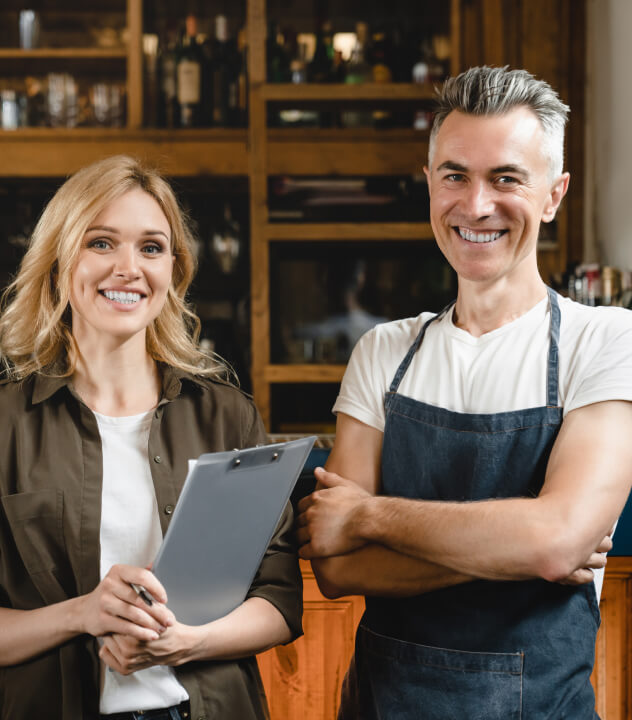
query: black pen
130 582 154 606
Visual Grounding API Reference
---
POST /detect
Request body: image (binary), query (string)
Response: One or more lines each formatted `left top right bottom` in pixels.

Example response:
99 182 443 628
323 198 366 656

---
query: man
296 66 632 719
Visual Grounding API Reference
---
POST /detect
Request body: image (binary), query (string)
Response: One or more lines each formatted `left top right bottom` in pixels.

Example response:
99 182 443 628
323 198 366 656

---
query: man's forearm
353 494 589 582
311 543 472 599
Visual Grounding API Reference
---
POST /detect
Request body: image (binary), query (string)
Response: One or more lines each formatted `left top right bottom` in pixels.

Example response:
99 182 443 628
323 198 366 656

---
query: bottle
211 203 241 274
158 28 178 128
212 15 231 126
308 21 334 83
177 15 203 127
266 20 289 83
342 22 372 128
412 43 431 131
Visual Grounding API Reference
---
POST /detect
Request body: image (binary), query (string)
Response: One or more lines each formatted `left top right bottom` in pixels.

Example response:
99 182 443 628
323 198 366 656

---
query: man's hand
558 533 613 586
296 467 372 559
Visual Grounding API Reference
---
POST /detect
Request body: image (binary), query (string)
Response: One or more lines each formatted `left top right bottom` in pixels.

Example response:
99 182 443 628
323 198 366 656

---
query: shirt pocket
1 489 69 604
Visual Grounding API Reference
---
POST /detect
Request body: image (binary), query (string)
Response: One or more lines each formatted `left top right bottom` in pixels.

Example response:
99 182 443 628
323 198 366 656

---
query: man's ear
423 165 431 196
542 172 570 223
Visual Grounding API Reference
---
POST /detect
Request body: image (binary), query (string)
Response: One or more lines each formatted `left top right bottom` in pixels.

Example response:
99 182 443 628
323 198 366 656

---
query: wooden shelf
264 364 346 383
265 222 434 241
0 129 248 176
261 82 437 102
0 48 127 59
268 129 428 175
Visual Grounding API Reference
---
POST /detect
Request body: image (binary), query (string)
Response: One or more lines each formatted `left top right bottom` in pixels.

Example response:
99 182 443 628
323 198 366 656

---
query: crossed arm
296 400 632 598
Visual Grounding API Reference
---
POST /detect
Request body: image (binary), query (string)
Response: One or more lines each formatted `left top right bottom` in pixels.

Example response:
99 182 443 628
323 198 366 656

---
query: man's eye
445 174 465 182
497 176 519 185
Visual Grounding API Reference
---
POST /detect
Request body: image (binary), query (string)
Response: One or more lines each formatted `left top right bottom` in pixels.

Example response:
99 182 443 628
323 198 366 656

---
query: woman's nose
113 245 141 278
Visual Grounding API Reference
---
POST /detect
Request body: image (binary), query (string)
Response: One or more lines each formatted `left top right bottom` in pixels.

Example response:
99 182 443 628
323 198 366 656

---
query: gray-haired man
297 66 632 718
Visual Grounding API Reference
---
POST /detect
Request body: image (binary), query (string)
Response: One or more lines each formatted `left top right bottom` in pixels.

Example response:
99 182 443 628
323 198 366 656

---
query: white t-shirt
333 294 632 599
96 410 189 715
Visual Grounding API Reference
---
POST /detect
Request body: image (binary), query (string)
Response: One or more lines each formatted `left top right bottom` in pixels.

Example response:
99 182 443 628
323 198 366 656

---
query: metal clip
272 452 279 461
234 458 241 466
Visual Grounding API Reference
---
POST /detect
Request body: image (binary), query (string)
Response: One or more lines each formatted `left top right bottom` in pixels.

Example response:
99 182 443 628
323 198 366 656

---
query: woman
0 155 302 720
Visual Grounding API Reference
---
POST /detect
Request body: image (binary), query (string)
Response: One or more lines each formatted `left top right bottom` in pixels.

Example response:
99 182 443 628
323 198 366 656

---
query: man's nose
463 180 495 219
113 245 141 278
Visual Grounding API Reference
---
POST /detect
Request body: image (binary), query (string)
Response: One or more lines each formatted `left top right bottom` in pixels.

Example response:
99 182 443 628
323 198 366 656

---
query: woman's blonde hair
0 155 230 381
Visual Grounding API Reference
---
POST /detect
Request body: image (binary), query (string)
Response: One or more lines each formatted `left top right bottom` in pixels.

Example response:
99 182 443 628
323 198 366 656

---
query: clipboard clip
231 448 281 469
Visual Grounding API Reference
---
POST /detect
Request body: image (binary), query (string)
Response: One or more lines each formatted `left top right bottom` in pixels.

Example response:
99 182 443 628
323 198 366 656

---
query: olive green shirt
0 367 303 720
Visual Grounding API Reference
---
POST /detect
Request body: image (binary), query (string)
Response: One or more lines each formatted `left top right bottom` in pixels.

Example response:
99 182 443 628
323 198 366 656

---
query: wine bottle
212 15 231 126
177 14 203 128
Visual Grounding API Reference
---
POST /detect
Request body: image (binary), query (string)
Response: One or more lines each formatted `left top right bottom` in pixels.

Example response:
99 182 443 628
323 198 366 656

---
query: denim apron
339 288 600 720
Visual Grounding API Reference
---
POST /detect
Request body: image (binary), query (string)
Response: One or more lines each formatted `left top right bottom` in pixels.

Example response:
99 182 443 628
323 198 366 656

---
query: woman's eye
142 243 163 255
88 238 110 250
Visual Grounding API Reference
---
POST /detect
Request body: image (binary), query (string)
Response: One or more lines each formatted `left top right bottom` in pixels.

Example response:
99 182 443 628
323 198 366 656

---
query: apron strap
388 301 455 394
546 286 561 408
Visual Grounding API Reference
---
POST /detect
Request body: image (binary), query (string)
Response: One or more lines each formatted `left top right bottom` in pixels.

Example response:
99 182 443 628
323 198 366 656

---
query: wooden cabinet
258 559 632 720
0 0 586 429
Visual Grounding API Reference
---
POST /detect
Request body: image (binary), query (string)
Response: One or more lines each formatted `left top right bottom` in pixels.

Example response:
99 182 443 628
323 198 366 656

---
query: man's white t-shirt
333 294 632 599
96 410 189 715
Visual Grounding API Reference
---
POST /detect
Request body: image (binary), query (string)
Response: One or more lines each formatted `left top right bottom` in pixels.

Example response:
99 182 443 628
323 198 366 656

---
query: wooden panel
264 364 346 383
591 557 632 720
267 136 428 176
258 561 364 720
126 0 143 129
248 0 272 426
265 222 434 241
0 130 248 176
262 83 436 101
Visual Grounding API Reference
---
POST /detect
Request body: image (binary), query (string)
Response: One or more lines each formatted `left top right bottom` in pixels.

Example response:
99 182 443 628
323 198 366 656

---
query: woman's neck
71 337 161 417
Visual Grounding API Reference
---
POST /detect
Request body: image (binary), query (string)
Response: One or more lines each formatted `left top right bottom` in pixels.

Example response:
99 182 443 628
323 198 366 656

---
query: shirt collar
31 365 209 405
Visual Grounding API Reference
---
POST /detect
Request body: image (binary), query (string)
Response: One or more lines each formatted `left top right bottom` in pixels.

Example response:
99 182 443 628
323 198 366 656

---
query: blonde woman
0 156 302 720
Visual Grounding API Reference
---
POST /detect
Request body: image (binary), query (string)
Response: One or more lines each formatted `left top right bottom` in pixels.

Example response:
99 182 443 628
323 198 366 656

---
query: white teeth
458 227 503 243
103 290 141 304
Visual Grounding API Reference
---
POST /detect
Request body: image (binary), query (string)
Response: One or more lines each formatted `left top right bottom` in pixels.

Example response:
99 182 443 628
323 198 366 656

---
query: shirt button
164 504 174 515
153 455 162 463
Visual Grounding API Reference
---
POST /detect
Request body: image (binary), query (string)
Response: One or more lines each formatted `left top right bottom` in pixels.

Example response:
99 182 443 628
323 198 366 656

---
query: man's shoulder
559 296 632 342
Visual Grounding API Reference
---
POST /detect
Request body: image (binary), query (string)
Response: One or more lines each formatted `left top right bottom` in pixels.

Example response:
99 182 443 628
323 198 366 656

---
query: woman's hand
77 564 175 642
99 622 203 674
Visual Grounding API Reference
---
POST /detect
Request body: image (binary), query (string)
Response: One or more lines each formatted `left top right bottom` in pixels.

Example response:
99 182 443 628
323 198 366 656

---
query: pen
130 582 154 606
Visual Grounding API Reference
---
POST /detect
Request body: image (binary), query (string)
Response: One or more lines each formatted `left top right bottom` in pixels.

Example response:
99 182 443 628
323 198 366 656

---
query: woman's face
69 188 175 346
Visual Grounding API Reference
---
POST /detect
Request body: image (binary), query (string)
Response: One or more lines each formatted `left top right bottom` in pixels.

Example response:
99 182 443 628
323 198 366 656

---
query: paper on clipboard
152 436 316 626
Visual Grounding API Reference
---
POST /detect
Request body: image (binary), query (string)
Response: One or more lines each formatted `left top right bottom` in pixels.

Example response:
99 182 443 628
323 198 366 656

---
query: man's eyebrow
491 164 530 178
437 161 468 172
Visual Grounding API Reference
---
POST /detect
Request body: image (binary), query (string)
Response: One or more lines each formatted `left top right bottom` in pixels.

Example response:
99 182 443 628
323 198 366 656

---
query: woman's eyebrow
85 225 119 234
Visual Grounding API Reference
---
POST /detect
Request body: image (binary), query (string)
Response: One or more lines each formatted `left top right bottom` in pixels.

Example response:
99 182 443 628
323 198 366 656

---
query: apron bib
339 288 600 720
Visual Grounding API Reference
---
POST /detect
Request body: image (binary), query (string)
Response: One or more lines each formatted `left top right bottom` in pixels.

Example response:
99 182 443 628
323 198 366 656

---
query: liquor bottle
342 21 372 128
212 15 231 126
159 29 178 128
266 20 290 83
211 203 241 274
308 21 334 83
177 15 203 127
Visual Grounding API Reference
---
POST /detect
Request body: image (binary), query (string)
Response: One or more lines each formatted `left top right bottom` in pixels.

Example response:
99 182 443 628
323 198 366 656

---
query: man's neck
452 276 548 338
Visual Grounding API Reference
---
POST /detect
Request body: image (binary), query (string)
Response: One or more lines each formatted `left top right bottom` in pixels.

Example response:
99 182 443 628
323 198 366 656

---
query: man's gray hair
428 66 570 179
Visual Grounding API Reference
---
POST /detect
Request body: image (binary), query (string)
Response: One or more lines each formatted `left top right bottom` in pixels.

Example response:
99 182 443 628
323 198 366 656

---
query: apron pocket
358 624 523 720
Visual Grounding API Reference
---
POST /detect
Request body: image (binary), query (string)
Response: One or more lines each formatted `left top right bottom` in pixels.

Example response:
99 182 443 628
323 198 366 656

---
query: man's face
424 107 569 287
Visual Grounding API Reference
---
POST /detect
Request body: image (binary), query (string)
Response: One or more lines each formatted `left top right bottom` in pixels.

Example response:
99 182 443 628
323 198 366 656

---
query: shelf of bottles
263 0 455 131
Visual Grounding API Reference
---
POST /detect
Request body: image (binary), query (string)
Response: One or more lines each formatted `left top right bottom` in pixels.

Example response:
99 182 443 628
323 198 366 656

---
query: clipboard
152 435 316 626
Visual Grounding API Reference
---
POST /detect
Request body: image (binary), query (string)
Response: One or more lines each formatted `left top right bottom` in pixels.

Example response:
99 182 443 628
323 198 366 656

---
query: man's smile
455 227 508 244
